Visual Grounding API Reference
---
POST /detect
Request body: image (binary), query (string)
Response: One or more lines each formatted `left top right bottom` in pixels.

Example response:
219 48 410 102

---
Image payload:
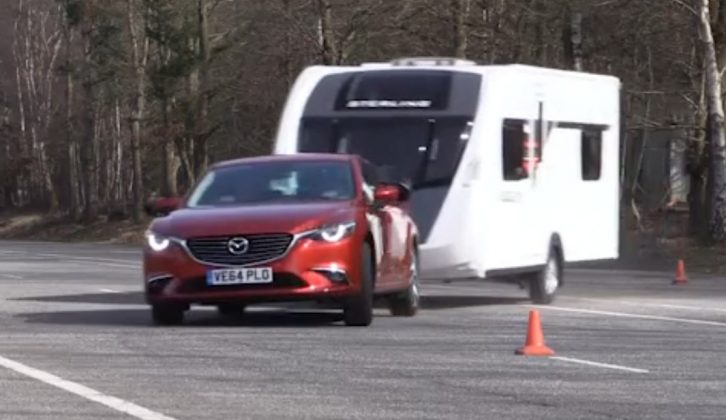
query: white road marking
550 356 649 373
94 262 140 270
0 250 138 270
1 274 23 280
108 250 140 255
0 250 139 268
99 288 120 294
0 354 177 420
35 253 140 267
564 296 726 313
536 305 726 327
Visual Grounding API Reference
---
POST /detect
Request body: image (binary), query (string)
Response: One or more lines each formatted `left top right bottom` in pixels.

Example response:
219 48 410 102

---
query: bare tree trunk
12 0 29 208
282 0 293 87
180 34 198 186
42 9 62 212
697 0 726 242
158 40 179 198
163 102 179 197
127 0 147 222
0 106 12 208
112 100 124 205
81 27 99 221
630 47 655 203
452 0 471 58
316 0 338 64
61 3 81 220
688 68 709 238
712 0 726 70
564 2 584 71
571 12 584 71
194 0 210 179
12 0 63 211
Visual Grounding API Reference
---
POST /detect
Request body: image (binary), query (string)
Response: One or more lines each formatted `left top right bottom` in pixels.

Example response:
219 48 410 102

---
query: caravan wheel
529 248 562 304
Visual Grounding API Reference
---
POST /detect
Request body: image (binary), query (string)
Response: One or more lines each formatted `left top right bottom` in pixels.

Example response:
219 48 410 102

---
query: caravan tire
528 247 562 304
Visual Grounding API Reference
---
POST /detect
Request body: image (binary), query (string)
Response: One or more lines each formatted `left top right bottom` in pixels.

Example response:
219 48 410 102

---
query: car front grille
186 233 294 266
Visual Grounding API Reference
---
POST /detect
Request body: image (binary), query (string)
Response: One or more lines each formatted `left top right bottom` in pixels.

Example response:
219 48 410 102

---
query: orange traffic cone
515 309 555 356
673 259 688 285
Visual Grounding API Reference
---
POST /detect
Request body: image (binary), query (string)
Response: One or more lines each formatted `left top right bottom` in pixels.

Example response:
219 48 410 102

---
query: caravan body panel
273 62 621 281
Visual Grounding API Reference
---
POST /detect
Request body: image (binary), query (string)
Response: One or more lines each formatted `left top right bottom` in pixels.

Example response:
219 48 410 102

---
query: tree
127 0 148 222
693 0 726 242
13 0 63 211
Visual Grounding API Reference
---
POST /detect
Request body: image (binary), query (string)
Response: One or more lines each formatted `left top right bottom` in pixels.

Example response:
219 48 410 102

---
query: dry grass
0 211 147 246
658 237 726 275
636 210 726 275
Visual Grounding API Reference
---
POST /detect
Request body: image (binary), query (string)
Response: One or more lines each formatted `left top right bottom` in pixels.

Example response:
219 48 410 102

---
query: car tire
388 247 420 317
217 303 246 318
343 242 374 327
529 246 562 304
151 304 185 326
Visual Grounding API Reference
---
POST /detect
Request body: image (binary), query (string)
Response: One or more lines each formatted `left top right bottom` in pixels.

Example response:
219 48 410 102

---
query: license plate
206 267 273 286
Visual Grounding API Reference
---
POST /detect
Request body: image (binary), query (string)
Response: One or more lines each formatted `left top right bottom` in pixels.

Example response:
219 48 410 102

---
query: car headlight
308 221 356 243
145 230 171 252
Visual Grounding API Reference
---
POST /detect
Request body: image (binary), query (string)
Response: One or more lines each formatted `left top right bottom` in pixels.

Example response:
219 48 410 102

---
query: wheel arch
364 229 377 287
411 233 419 256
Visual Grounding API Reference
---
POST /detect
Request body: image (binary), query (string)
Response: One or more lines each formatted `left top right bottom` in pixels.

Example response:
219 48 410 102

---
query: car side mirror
373 184 409 204
144 196 182 217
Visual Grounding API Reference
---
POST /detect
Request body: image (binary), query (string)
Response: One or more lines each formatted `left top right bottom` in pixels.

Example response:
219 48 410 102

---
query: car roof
210 153 357 170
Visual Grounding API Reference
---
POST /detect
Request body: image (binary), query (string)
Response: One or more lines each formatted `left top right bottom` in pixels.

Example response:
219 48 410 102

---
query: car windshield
186 160 356 207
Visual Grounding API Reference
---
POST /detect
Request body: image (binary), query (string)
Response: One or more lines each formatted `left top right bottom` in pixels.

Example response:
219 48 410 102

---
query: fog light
147 275 173 294
313 267 348 284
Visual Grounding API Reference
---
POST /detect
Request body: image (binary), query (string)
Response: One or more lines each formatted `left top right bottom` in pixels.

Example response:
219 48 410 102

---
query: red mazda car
143 153 420 326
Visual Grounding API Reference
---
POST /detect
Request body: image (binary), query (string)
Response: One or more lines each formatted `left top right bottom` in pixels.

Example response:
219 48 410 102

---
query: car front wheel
388 247 420 317
217 303 247 318
151 304 185 326
343 242 374 327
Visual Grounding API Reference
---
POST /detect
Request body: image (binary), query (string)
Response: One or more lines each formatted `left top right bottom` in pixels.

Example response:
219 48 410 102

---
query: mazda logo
227 237 249 255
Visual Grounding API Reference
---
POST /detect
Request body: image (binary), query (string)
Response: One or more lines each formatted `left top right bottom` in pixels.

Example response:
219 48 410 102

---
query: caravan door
493 117 542 269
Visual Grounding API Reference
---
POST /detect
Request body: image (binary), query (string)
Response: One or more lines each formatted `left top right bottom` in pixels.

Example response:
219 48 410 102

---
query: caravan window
299 117 471 189
581 128 602 181
502 119 527 181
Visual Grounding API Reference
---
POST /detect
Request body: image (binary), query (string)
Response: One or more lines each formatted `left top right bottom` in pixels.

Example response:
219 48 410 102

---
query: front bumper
143 236 362 305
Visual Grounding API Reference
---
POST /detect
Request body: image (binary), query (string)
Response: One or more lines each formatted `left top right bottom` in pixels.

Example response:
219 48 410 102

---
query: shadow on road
11 292 527 328
12 292 528 311
11 292 144 305
15 308 347 328
420 295 528 309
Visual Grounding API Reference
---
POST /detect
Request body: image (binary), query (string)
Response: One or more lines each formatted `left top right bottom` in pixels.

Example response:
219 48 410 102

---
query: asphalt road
0 240 725 419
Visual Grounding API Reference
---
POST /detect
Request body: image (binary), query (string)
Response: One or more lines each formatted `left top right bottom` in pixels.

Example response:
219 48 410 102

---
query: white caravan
272 57 621 303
